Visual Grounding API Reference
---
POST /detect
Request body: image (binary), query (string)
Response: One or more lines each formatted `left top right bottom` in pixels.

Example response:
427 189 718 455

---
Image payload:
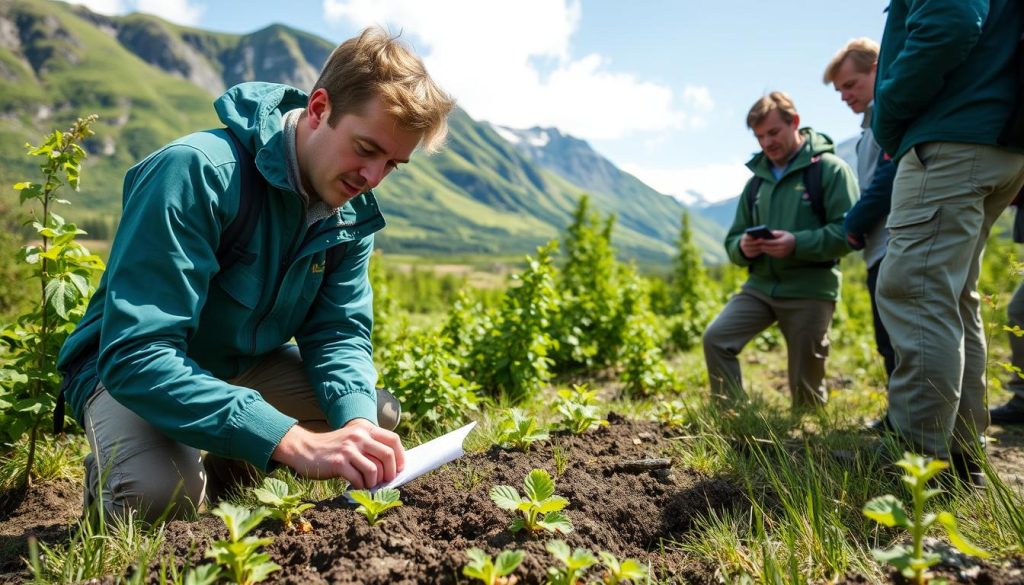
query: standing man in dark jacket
703 92 857 410
873 0 1024 485
57 27 455 521
824 37 897 380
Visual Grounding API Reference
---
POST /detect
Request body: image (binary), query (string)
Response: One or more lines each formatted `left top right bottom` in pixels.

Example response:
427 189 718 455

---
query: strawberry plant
544 540 596 585
349 487 403 526
656 400 687 428
463 547 525 585
863 452 989 584
490 468 572 534
555 384 607 435
495 408 549 452
0 115 105 487
597 551 649 584
207 502 281 585
252 477 315 532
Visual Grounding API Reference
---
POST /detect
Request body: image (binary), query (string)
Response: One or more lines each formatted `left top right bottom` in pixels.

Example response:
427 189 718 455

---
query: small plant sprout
597 551 649 584
545 540 597 585
183 564 222 585
863 452 990 585
349 487 403 526
252 477 315 532
208 502 281 585
490 468 573 534
462 547 526 585
656 400 687 428
496 408 550 451
555 384 608 435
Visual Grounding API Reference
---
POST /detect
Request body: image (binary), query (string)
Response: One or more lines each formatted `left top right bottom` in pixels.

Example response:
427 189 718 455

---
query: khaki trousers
877 142 1024 458
703 287 836 408
82 345 400 522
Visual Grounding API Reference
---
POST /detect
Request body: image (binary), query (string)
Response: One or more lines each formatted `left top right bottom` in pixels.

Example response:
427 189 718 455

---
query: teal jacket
873 0 1023 160
57 83 386 471
726 129 857 301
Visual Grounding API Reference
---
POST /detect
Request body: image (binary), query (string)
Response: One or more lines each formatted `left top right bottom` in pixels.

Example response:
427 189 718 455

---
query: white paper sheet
346 421 476 498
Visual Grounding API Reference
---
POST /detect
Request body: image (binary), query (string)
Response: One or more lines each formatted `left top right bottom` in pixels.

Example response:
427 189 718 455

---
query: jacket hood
746 127 837 175
214 82 309 189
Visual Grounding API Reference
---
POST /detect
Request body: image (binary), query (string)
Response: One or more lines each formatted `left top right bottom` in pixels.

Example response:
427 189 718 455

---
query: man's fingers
361 440 397 481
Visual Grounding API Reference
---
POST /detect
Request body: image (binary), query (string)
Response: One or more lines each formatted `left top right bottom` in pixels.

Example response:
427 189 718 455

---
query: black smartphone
744 225 776 240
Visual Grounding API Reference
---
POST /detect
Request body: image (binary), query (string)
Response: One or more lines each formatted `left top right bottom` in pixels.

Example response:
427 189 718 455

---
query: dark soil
3 414 1024 584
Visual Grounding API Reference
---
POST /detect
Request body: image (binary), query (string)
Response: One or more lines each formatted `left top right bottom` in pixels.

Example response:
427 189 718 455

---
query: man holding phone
703 92 857 410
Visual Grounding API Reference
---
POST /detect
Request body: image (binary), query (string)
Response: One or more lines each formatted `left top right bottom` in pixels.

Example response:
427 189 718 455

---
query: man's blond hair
822 37 879 84
747 91 798 129
313 27 455 153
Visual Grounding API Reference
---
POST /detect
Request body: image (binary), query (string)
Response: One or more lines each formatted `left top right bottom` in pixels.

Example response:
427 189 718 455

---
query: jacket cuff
326 390 378 429
227 396 297 472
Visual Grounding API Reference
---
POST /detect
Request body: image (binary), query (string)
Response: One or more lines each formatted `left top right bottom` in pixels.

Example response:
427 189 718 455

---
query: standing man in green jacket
873 0 1024 486
703 92 857 410
57 27 455 521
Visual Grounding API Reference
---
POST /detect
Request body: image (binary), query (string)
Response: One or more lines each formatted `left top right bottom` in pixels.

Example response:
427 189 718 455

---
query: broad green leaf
524 468 555 501
509 517 526 533
537 495 568 514
936 512 990 558
545 539 571 562
348 490 374 508
490 485 522 510
863 495 911 528
375 487 401 504
183 563 222 585
539 511 573 534
872 545 912 569
494 549 525 576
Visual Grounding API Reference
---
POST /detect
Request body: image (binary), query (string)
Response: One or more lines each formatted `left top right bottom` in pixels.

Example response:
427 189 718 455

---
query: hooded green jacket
873 0 1023 160
56 82 386 471
725 128 857 301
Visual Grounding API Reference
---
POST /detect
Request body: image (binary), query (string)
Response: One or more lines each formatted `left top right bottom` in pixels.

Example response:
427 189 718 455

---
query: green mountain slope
0 0 724 263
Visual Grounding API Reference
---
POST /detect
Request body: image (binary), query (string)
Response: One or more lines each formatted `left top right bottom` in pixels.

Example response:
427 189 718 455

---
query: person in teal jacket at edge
56 26 456 522
872 0 1024 487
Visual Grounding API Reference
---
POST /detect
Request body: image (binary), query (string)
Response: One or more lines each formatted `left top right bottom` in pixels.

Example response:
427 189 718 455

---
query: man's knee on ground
97 466 204 524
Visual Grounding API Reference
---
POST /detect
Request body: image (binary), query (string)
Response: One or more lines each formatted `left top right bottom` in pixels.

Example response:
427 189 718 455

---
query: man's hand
272 418 405 489
760 230 796 258
739 233 765 259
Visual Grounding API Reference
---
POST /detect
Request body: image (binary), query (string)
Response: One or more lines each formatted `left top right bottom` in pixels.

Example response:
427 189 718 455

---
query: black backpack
742 155 826 225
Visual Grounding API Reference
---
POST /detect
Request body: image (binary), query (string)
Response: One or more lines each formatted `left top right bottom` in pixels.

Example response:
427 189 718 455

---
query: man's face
832 58 876 114
300 90 422 208
752 109 801 167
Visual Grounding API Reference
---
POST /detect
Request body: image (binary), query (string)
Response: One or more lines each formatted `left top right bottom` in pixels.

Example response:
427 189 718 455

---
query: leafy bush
0 116 105 486
378 328 480 431
467 242 560 404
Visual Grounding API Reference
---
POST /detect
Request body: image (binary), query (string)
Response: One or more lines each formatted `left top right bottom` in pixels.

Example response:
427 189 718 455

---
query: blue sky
66 0 890 203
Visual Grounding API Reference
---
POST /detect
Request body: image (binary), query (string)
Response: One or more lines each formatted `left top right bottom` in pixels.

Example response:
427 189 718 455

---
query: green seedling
545 540 597 585
863 452 989 584
490 468 573 534
252 477 315 533
597 551 649 584
463 547 526 585
183 563 222 585
349 487 403 526
555 384 608 435
496 408 550 451
656 400 687 428
207 502 281 585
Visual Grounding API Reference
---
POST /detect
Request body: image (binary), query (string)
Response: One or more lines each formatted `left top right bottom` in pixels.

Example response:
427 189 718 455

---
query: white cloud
322 0 711 141
63 0 127 14
63 0 205 25
622 162 752 205
135 0 205 26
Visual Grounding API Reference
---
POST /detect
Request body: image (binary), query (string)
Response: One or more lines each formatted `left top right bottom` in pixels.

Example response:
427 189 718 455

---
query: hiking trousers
703 286 835 408
877 141 1024 458
82 344 400 523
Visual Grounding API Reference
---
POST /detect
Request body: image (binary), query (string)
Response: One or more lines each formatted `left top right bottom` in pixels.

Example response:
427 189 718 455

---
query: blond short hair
313 27 456 153
746 91 798 129
822 37 879 84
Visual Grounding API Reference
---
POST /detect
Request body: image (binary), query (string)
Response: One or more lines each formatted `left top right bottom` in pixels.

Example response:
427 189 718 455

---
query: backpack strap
215 130 266 273
743 175 764 224
804 155 827 226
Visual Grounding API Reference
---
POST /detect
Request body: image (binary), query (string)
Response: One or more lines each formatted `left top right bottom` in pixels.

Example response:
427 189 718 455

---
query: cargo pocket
880 206 940 299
